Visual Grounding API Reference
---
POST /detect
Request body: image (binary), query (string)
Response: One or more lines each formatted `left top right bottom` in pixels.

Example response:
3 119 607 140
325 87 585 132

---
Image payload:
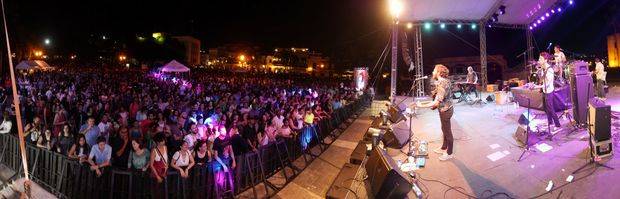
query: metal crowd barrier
0 94 371 199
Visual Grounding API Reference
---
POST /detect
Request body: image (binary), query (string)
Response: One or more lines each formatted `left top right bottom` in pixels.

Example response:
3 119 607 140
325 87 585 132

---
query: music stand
572 84 614 174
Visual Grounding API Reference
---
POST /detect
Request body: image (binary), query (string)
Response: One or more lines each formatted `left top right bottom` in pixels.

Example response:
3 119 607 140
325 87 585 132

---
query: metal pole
479 23 488 88
390 19 398 103
1 0 29 180
413 25 424 97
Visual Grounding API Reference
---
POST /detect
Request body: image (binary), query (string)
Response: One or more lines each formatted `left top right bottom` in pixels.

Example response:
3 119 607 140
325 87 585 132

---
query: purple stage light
541 16 546 20
533 23 538 27
545 13 550 17
558 8 562 12
569 0 573 5
529 26 533 30
551 9 555 14
537 19 541 24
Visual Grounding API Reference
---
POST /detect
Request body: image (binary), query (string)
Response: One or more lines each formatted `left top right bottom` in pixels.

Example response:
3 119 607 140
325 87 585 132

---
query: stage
273 86 620 198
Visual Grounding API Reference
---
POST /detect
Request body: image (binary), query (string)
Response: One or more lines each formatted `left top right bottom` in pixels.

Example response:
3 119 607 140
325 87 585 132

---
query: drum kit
526 60 570 86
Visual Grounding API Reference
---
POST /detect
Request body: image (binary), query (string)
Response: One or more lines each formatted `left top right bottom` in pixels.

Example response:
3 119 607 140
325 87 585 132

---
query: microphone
547 43 552 50
414 76 428 81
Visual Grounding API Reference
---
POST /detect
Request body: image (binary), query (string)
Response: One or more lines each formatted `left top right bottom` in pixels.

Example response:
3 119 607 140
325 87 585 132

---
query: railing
0 95 371 199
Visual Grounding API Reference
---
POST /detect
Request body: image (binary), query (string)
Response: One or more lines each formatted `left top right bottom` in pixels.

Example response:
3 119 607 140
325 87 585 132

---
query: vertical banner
354 67 368 92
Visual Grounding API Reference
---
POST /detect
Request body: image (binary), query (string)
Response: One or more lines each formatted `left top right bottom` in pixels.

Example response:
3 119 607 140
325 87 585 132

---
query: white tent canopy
400 0 560 25
16 60 52 70
160 60 190 73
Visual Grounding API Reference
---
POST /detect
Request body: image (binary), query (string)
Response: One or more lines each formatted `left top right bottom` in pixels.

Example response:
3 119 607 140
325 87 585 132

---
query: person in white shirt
0 112 12 134
538 52 561 130
594 58 606 99
553 45 567 79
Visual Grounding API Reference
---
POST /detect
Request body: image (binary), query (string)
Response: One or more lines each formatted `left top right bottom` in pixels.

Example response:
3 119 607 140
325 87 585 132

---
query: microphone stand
572 83 614 174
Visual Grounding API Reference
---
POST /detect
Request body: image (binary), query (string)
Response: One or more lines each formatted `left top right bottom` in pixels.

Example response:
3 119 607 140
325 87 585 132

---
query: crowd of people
0 68 358 192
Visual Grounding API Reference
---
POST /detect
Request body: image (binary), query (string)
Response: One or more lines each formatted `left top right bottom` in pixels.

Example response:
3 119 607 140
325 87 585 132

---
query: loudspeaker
366 148 412 199
486 95 495 102
383 129 410 149
569 60 590 76
387 106 406 124
570 73 594 125
588 99 611 142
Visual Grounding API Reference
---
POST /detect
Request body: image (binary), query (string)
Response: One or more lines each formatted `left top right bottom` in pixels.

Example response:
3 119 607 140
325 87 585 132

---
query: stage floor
385 88 620 198
273 86 620 199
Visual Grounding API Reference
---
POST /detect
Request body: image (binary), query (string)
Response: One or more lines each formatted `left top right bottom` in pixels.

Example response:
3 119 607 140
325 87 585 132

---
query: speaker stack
588 99 613 158
569 61 595 126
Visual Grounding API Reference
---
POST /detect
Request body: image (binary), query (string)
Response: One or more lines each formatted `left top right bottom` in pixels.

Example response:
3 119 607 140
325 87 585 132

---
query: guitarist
416 64 454 161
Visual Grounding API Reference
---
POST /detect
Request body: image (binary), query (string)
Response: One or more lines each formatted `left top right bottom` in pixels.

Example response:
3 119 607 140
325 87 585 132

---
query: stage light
487 23 492 28
457 24 462 29
551 9 555 14
406 22 413 29
537 19 541 24
440 23 446 29
569 0 573 5
533 23 538 27
557 8 562 12
471 23 477 29
388 0 403 18
424 22 431 29
529 26 533 30
498 5 506 15
44 38 50 45
491 14 498 22
541 16 546 20
545 13 550 17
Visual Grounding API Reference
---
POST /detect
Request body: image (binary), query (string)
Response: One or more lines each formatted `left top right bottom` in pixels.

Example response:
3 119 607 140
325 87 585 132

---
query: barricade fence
0 94 371 199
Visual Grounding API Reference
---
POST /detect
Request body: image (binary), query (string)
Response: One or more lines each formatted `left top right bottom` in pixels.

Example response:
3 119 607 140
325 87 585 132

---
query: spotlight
545 13 550 17
529 26 533 30
457 24 462 29
557 8 562 12
533 23 538 27
424 22 431 29
541 16 546 20
440 23 446 29
491 14 499 22
406 22 413 29
551 9 555 14
569 0 573 5
537 19 541 24
471 23 477 29
498 5 506 15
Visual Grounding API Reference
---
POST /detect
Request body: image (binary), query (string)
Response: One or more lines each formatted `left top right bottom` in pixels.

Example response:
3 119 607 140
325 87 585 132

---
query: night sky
2 0 619 68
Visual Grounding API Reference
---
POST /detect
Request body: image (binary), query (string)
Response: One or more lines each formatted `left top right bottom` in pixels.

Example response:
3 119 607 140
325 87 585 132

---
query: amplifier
590 139 613 159
589 99 611 142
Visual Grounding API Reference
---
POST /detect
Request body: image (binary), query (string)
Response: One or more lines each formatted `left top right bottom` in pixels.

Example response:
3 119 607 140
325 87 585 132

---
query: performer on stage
416 64 454 161
594 58 607 100
553 45 567 79
538 52 561 131
465 66 478 97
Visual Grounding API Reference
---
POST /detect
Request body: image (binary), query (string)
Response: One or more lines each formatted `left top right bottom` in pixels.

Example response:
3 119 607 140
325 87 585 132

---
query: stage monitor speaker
570 73 594 125
366 148 412 199
486 95 495 102
382 129 409 149
387 106 406 124
588 99 611 142
514 125 538 146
